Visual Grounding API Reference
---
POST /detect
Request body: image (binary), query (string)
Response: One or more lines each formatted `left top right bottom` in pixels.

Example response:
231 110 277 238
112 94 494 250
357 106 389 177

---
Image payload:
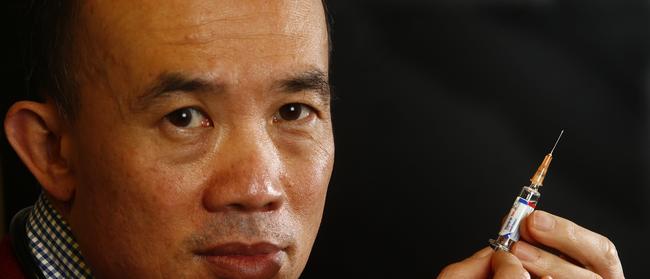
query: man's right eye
164 107 212 128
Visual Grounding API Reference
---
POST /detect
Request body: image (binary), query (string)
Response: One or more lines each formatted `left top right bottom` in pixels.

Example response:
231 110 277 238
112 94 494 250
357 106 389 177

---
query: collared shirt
25 194 94 278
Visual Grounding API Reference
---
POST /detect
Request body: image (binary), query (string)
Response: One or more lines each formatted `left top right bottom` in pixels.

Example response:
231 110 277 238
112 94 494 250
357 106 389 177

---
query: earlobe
4 101 75 202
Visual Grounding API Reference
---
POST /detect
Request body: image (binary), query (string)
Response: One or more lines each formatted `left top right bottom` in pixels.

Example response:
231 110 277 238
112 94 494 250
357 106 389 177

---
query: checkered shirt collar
26 194 94 278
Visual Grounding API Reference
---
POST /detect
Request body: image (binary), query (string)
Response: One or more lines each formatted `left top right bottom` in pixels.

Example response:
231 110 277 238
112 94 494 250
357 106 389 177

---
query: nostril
225 203 247 212
223 199 283 213
262 200 282 212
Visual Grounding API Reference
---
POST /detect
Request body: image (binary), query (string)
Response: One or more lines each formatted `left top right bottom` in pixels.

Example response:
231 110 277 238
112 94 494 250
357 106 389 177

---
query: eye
275 103 314 122
165 107 212 128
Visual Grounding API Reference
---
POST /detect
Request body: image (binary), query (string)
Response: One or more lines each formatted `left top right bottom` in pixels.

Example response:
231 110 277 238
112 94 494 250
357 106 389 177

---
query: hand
512 210 624 279
437 247 534 279
437 210 624 279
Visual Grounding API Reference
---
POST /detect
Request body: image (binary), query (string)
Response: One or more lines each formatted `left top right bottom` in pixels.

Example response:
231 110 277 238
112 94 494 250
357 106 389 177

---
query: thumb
491 250 530 279
437 247 493 279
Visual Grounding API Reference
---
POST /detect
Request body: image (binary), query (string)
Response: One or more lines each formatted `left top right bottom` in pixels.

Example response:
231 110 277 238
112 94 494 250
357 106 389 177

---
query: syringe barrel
489 186 541 251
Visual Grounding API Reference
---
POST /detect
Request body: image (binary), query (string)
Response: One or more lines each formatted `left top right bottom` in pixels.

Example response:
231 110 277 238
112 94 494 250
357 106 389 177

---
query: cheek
76 138 205 225
68 130 208 274
283 131 334 228
278 132 333 276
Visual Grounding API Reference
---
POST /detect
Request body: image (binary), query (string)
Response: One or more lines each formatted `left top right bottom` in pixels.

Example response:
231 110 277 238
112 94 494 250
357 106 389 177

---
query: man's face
63 1 332 278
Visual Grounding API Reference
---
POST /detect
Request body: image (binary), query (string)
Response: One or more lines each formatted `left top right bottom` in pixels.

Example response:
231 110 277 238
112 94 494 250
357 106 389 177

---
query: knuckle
564 221 579 243
599 236 621 270
535 254 553 271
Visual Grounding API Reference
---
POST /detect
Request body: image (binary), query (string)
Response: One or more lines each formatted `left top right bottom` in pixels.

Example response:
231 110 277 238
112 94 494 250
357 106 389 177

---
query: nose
202 128 285 213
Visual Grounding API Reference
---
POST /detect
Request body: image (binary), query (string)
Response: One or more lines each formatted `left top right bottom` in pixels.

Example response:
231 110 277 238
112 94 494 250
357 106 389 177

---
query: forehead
79 0 328 92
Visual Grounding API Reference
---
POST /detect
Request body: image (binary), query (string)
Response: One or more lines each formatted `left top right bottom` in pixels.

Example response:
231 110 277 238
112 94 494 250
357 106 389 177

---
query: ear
4 101 75 202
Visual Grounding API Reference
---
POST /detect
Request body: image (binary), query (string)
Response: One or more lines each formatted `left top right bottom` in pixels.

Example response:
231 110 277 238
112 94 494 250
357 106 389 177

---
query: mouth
196 242 286 279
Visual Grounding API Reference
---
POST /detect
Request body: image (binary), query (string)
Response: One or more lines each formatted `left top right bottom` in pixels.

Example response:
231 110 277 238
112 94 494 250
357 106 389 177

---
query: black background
2 0 649 278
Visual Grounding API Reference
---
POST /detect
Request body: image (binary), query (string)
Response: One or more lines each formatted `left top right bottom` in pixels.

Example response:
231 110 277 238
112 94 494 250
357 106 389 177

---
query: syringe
489 130 564 252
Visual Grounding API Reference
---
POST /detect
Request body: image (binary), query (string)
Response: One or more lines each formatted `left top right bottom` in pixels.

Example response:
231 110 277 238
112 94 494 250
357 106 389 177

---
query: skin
3 0 625 278
437 210 625 279
5 0 332 278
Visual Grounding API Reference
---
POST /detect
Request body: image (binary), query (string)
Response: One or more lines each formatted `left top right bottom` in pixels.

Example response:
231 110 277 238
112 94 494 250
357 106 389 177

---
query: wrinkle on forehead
80 0 325 50
280 0 317 34
141 0 322 46
76 0 328 107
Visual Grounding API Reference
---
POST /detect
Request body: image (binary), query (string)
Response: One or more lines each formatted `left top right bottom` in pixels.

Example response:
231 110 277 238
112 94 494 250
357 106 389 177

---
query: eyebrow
132 69 330 112
275 69 331 105
132 72 223 112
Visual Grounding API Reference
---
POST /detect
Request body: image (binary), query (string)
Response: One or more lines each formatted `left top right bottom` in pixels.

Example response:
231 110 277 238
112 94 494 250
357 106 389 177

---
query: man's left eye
275 103 314 122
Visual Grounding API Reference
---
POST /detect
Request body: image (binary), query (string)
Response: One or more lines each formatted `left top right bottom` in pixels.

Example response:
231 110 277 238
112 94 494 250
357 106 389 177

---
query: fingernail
533 211 555 231
513 242 539 262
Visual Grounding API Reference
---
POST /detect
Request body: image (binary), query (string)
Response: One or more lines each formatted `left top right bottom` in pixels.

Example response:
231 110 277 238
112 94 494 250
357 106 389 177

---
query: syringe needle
530 130 564 187
550 130 564 155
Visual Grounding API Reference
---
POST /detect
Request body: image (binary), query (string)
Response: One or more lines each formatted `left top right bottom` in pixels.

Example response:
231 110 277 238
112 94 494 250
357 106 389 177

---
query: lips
197 242 284 279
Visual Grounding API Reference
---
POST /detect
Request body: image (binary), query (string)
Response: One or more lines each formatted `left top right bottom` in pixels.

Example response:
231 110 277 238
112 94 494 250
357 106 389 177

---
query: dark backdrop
2 0 648 278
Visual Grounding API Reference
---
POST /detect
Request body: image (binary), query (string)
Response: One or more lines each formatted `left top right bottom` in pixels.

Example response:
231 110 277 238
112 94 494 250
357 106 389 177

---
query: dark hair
26 0 80 121
25 0 332 122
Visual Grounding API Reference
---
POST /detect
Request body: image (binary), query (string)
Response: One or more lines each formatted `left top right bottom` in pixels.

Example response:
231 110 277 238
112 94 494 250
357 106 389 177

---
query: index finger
522 210 624 278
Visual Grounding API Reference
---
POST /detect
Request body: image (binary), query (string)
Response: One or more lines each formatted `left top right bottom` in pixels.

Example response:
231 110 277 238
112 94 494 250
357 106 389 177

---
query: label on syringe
497 197 536 241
